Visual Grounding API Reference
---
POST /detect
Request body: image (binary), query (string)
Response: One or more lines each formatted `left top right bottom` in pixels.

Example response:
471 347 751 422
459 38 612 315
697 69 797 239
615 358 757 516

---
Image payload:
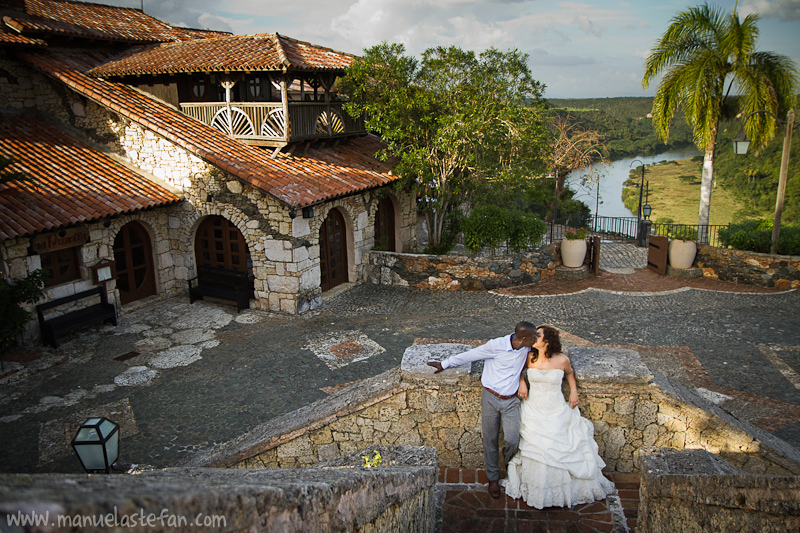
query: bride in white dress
500 324 615 509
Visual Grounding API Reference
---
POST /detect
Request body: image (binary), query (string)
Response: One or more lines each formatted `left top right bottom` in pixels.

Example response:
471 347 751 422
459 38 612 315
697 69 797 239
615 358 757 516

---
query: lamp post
733 109 798 254
630 160 646 245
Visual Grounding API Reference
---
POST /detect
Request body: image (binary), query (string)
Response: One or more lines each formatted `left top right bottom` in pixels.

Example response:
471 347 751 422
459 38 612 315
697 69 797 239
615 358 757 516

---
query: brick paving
438 467 639 532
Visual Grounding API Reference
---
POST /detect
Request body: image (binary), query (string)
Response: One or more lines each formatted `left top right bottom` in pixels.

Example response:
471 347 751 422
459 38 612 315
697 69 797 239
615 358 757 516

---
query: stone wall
0 446 437 533
636 448 799 532
696 244 800 289
1 51 417 321
362 245 557 290
188 345 800 478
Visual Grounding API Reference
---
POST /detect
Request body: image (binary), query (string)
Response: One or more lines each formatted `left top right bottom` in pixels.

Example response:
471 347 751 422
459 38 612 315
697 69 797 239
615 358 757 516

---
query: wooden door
648 235 669 275
374 196 396 251
113 222 156 305
195 216 251 272
320 209 348 291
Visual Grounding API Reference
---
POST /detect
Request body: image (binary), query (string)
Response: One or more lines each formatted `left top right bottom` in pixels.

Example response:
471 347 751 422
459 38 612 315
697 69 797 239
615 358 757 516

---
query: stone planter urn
561 239 587 268
668 239 697 269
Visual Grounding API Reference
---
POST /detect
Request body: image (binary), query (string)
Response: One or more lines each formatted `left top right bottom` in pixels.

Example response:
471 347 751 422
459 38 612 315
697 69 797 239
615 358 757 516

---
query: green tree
642 3 798 242
342 43 550 250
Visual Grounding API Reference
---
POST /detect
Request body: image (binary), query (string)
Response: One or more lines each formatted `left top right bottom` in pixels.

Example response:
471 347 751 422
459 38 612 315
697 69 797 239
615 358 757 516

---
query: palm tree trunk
697 146 715 244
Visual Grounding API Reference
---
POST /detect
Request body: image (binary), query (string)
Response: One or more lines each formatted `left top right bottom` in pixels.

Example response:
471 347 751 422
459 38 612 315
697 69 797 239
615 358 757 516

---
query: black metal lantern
732 130 751 155
642 204 652 220
71 417 119 473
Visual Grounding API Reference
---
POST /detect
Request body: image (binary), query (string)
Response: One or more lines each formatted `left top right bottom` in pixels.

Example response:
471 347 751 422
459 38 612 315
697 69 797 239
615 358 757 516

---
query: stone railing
0 446 437 533
362 247 557 291
188 343 800 477
696 243 800 289
637 448 799 532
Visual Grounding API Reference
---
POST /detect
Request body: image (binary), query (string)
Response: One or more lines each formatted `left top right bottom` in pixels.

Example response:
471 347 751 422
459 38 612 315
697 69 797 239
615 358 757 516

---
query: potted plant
668 226 698 269
561 227 588 267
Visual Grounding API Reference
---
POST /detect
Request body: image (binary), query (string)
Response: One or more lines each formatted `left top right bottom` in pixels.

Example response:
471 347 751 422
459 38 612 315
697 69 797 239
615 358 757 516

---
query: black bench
36 287 117 348
188 265 250 312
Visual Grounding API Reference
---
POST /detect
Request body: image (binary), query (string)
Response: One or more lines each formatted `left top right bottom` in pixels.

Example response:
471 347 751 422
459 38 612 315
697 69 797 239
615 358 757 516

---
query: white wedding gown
500 368 615 509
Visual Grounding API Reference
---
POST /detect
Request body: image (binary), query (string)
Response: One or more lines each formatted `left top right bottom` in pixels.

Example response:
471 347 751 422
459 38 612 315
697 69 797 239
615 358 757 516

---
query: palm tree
642 3 798 243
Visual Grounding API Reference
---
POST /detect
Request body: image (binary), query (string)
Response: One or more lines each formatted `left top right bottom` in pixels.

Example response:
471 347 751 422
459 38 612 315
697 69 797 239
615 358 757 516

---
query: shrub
462 205 546 253
1 269 47 356
718 220 800 255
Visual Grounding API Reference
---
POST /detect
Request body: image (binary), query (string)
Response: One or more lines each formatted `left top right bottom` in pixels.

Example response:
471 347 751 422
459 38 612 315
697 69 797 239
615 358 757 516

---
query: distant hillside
546 97 798 225
547 97 655 121
545 97 695 159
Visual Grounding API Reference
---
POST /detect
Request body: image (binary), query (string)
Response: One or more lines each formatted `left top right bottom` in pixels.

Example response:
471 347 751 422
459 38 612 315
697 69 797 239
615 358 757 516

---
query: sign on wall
32 227 90 254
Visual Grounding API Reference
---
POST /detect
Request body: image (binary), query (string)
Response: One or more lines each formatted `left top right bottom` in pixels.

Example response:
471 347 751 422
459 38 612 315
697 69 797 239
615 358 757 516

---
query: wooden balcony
180 101 365 147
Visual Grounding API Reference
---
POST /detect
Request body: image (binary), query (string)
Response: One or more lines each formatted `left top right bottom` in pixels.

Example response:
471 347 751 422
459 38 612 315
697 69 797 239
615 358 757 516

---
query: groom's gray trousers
481 388 521 482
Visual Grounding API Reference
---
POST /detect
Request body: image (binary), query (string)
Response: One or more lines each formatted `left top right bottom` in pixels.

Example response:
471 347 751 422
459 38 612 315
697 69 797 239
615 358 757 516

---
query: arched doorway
374 196 396 251
320 208 348 291
195 215 252 273
113 221 157 305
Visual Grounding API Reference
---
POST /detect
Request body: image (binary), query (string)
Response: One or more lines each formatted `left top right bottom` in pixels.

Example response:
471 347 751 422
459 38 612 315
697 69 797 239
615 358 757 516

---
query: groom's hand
427 361 444 373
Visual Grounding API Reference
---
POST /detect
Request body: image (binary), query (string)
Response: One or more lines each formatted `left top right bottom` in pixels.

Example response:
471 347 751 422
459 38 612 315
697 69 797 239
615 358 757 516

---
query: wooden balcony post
280 74 290 142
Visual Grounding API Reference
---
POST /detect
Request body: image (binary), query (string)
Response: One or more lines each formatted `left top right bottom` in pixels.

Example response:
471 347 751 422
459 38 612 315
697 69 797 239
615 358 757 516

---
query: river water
565 147 701 218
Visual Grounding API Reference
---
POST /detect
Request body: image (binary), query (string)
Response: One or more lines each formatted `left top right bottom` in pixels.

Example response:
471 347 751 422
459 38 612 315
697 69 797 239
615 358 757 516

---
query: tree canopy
642 3 799 242
341 43 550 250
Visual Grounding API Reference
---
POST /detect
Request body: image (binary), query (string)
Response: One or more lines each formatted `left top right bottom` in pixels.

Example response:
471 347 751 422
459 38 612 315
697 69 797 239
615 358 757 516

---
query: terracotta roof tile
0 30 44 46
0 113 181 240
4 0 221 44
19 49 397 210
87 33 355 77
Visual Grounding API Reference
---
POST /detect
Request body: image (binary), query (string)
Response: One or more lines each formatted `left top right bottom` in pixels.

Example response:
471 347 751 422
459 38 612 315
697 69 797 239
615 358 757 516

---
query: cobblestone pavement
1 245 798 475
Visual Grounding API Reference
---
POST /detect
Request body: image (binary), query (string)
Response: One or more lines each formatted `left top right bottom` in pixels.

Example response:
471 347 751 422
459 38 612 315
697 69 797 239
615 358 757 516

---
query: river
565 147 701 218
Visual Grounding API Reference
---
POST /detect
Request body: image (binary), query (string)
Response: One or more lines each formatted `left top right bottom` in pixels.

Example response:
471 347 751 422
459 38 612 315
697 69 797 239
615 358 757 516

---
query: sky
99 0 800 99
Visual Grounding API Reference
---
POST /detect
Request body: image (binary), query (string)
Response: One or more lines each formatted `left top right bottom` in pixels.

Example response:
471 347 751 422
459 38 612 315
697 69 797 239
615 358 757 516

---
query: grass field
622 158 744 226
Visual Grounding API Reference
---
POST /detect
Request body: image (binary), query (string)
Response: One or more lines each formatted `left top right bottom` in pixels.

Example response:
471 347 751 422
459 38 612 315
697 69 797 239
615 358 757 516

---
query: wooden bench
188 265 250 312
36 287 117 348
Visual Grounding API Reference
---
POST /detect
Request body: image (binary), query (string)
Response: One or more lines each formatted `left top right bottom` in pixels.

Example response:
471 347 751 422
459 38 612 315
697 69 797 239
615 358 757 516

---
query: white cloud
79 0 800 97
741 0 800 20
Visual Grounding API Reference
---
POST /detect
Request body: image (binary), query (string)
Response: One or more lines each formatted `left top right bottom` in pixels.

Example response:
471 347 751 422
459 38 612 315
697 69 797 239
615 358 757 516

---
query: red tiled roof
87 33 355 77
0 30 44 46
0 113 181 240
3 0 221 44
18 49 396 209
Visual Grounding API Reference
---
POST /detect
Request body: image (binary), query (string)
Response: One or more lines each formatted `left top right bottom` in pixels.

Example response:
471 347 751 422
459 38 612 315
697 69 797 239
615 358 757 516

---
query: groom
427 321 536 498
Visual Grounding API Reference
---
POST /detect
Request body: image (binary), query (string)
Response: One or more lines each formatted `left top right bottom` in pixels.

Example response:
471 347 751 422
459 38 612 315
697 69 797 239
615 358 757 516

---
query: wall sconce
289 209 297 219
302 206 314 219
92 259 116 285
71 417 120 473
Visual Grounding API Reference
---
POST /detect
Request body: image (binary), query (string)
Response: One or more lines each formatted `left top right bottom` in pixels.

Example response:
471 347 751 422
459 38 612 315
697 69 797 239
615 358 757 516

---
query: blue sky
101 0 800 99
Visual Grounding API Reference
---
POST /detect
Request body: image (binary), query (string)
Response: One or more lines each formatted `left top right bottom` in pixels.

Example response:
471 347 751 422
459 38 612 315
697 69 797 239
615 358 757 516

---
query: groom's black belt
484 387 515 400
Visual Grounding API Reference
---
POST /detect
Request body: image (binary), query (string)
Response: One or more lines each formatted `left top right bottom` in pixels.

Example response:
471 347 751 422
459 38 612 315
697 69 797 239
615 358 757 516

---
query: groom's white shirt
441 334 529 397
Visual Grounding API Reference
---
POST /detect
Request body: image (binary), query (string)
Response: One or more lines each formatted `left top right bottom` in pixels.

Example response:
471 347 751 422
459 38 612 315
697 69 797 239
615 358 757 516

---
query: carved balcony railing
180 101 365 146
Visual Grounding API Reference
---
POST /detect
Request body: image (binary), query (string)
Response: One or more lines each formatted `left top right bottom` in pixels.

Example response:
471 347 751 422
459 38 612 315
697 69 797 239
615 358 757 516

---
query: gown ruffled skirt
500 368 615 509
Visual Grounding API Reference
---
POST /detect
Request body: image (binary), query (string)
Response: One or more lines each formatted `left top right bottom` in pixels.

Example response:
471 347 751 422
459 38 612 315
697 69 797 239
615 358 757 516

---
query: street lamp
630 160 646 245
733 109 798 254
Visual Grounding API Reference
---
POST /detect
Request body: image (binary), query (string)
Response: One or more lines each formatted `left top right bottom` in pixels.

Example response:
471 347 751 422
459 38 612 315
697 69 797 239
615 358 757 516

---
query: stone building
0 0 415 345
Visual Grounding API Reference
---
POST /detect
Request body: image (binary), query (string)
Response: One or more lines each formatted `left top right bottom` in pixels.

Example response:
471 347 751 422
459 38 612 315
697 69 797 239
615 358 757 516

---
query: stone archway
113 221 157 305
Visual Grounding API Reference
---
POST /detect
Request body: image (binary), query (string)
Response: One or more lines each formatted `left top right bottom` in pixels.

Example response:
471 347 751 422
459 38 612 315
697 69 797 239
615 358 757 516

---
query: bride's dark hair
530 324 562 363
